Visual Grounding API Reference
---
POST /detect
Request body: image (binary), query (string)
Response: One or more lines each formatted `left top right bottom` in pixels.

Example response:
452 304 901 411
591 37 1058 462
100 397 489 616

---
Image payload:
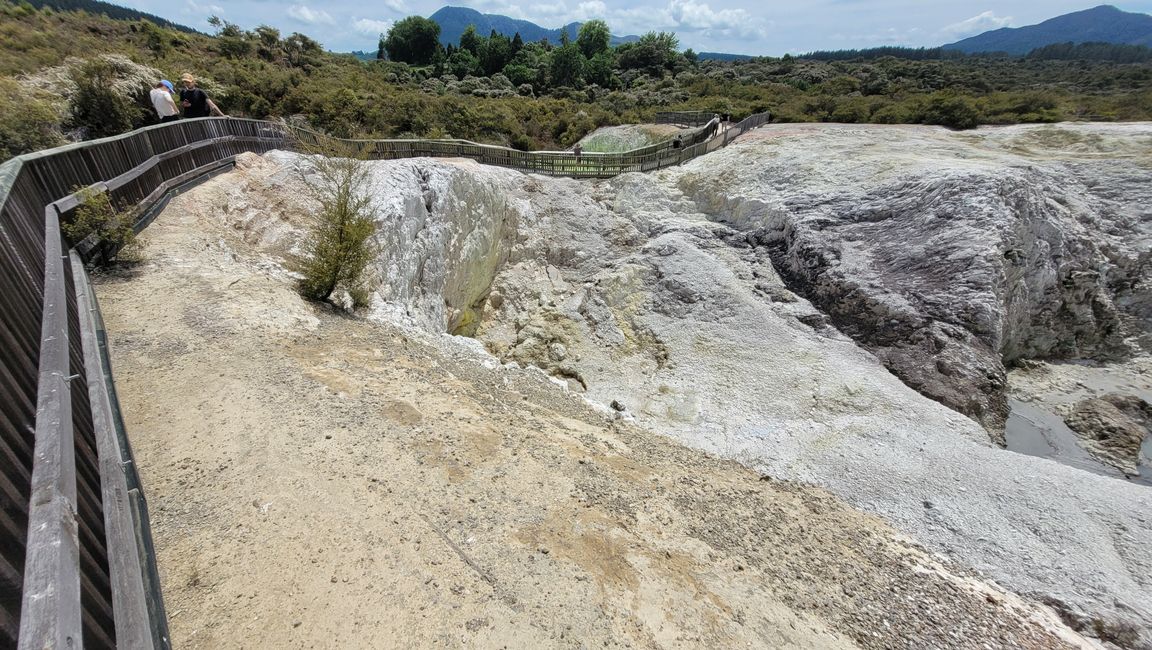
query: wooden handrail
17 204 81 650
1 119 285 649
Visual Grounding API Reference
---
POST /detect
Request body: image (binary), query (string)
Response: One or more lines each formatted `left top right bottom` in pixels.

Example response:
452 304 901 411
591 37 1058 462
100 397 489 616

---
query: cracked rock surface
172 126 1152 647
678 124 1152 436
1064 393 1152 476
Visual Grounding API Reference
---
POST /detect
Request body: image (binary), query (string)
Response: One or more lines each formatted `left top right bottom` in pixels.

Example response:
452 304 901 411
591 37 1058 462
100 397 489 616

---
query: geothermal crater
100 123 1152 648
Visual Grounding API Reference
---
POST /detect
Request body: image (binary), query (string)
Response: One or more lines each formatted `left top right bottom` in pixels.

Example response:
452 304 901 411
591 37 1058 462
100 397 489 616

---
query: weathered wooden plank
70 252 155 649
2 119 282 650
0 430 31 508
0 508 26 558
17 206 82 650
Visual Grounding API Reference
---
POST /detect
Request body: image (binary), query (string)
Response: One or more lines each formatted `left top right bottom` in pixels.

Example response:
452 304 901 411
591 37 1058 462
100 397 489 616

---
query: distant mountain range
427 7 763 59
25 0 1152 62
429 6 637 47
943 5 1152 55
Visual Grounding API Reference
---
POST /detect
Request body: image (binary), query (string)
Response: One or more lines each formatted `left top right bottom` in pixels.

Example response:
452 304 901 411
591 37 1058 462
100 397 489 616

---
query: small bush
62 186 140 261
0 78 64 159
919 93 982 130
68 59 141 139
298 153 378 309
871 101 914 124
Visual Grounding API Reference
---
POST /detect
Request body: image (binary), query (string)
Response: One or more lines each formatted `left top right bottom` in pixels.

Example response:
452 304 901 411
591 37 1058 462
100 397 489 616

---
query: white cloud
940 11 1012 38
287 4 335 25
532 2 570 18
181 0 224 18
576 1 607 18
381 0 406 12
666 0 767 39
353 18 394 35
605 6 675 35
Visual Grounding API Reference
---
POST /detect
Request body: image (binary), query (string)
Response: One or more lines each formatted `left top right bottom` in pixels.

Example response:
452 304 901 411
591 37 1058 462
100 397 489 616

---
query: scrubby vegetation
297 153 378 310
62 185 139 261
68 57 146 137
1 0 1151 161
0 77 63 158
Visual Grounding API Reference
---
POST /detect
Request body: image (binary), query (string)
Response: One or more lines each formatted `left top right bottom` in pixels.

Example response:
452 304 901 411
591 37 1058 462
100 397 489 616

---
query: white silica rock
218 124 1152 645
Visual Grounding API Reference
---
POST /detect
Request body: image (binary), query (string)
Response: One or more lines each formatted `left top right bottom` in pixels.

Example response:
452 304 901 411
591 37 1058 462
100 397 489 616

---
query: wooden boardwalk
289 111 770 178
0 112 768 648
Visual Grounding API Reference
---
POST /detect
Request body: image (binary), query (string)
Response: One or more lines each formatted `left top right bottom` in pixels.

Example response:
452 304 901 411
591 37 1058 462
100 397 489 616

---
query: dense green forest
2 0 1151 161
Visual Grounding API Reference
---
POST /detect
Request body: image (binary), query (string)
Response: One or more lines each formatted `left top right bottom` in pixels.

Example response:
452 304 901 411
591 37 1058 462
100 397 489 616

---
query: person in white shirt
150 80 180 123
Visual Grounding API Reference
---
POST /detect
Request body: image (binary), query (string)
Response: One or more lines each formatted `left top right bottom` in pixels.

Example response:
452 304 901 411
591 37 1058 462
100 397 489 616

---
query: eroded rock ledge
680 124 1151 437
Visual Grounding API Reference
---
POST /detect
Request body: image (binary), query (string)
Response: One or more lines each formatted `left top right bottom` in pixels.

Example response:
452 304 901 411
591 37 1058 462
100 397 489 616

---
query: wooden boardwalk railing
1 118 286 649
0 110 768 648
288 110 771 178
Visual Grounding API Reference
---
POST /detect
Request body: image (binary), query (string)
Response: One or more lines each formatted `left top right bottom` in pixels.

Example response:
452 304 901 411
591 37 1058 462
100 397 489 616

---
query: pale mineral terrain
96 122 1152 649
577 123 684 152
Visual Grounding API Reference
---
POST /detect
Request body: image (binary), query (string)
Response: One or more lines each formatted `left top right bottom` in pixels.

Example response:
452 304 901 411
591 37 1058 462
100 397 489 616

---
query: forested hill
429 6 637 47
26 0 197 32
798 42 1152 63
2 0 1152 164
944 5 1152 55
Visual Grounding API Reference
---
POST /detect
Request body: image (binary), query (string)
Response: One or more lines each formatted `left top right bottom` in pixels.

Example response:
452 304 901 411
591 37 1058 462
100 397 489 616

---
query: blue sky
118 0 1152 55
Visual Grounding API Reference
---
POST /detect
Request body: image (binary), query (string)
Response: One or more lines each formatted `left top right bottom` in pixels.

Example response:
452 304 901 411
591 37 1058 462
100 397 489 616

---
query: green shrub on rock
62 186 140 262
298 154 379 310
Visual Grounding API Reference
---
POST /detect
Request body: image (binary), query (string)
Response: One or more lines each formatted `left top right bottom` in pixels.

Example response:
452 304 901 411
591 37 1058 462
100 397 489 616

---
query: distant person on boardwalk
179 73 226 118
672 134 683 149
150 80 180 123
572 143 582 164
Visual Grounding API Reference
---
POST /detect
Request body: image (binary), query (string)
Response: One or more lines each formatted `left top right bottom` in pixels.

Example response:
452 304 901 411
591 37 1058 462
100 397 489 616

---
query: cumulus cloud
287 4 335 26
380 0 406 12
182 0 224 18
353 18 393 36
576 1 607 18
666 0 767 39
941 11 1012 38
531 2 570 18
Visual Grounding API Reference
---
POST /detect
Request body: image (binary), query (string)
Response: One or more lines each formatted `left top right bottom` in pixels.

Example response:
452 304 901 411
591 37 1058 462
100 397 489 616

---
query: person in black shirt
179 73 226 118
